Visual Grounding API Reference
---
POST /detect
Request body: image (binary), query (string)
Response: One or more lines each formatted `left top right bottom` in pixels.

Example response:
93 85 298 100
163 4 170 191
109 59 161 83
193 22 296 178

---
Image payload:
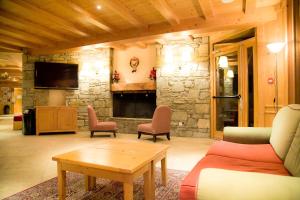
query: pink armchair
137 105 172 142
87 105 117 138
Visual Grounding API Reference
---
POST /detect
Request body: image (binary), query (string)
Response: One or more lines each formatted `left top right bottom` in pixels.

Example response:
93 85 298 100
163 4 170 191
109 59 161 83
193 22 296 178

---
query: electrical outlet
178 122 183 126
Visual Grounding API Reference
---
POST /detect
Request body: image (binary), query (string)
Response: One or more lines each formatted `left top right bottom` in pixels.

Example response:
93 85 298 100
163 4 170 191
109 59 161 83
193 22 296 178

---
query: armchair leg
153 135 157 142
113 131 116 138
138 132 141 139
167 133 170 140
90 131 94 138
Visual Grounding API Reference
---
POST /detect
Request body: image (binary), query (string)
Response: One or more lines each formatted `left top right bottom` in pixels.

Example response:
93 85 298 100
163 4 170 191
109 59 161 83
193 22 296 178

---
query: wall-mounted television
34 62 78 89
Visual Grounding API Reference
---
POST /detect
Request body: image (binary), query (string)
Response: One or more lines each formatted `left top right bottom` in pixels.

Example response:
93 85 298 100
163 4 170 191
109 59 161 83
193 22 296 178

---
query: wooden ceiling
0 0 281 54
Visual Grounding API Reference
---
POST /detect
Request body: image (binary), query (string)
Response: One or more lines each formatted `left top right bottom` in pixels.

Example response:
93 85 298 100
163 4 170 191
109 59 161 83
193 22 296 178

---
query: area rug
4 168 187 200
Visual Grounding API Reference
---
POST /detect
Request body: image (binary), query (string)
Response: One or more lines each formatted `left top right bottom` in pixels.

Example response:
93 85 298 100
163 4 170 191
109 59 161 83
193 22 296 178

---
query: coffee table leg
57 162 66 200
151 161 155 199
85 176 96 191
161 156 167 186
123 182 133 200
143 165 152 200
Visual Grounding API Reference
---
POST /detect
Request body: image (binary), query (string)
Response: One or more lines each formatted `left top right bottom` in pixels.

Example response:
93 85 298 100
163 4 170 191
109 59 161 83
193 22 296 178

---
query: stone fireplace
113 91 156 118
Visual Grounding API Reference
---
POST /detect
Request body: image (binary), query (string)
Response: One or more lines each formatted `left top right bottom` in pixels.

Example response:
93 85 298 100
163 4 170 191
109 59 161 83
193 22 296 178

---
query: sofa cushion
284 123 300 177
270 104 300 160
180 155 290 200
207 141 282 163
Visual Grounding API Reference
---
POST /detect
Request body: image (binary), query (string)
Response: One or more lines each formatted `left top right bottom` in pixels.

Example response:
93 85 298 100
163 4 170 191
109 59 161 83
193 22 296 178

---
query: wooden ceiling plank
58 0 115 33
0 23 56 45
0 48 21 53
100 0 147 28
0 9 71 41
243 0 256 14
0 42 22 52
29 6 277 54
9 0 89 37
0 34 42 48
198 0 215 19
149 0 181 25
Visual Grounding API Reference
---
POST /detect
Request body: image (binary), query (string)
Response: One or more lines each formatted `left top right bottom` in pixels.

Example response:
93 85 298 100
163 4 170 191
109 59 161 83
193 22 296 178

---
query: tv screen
34 62 78 89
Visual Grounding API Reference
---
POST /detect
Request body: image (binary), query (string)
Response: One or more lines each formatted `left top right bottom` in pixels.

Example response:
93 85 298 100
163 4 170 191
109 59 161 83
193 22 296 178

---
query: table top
52 139 169 174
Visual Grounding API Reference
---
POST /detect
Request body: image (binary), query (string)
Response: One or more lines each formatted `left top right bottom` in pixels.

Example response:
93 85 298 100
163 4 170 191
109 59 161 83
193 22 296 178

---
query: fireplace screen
113 92 156 118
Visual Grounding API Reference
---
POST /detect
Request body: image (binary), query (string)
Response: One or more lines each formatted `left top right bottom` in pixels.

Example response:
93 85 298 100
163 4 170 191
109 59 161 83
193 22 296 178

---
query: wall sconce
218 56 228 69
227 69 234 78
266 42 285 113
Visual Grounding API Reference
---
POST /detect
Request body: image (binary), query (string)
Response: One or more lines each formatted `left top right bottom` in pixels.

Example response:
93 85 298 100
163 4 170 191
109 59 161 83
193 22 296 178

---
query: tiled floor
0 118 214 199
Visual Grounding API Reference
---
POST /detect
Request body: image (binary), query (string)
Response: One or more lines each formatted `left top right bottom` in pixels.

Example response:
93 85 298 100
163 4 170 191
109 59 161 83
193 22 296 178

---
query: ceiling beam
0 48 21 53
198 0 215 19
0 42 22 52
0 34 42 48
29 6 277 55
9 0 89 37
100 0 147 28
149 0 180 25
58 0 115 33
109 44 127 50
0 9 72 41
243 0 256 14
135 42 148 48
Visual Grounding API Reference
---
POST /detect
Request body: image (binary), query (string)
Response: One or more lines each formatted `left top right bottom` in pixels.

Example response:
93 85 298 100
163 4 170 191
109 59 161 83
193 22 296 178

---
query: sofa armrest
197 168 300 200
223 127 272 144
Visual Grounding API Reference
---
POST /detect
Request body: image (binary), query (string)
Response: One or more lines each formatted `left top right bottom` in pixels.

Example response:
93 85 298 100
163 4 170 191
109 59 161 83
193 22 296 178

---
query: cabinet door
37 108 57 132
57 107 77 131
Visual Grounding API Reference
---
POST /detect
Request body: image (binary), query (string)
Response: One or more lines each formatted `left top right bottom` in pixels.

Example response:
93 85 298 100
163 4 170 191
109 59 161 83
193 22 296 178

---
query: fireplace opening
113 91 156 118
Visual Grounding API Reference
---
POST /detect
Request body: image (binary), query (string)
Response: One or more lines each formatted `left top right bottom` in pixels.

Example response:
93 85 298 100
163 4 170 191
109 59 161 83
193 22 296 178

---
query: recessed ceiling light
222 0 234 3
96 5 102 10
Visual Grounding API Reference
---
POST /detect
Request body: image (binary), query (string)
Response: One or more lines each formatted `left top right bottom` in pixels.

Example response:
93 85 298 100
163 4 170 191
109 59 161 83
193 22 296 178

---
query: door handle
212 95 241 99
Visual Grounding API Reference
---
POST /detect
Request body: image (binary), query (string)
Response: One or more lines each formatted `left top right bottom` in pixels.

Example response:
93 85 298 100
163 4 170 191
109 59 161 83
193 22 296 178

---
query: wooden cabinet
36 106 77 135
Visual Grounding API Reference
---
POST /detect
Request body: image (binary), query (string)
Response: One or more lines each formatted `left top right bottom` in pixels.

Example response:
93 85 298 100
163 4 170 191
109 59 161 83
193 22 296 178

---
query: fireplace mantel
111 82 156 92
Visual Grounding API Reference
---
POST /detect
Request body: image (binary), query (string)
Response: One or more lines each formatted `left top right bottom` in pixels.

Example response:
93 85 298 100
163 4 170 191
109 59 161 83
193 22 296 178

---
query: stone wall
156 37 210 137
112 117 151 134
22 49 112 130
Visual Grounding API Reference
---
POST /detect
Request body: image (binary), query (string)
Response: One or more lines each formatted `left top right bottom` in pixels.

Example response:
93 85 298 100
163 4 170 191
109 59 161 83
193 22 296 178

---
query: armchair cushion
224 127 272 144
180 155 290 200
197 169 300 200
137 123 154 134
207 141 282 163
93 121 117 131
270 104 300 160
284 123 300 177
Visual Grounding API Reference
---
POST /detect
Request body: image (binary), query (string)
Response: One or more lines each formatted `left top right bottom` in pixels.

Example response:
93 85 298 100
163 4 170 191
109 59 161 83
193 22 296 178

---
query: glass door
211 39 256 139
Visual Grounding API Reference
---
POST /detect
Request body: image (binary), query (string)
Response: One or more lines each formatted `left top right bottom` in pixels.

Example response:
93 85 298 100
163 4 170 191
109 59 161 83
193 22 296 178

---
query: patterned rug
4 168 187 200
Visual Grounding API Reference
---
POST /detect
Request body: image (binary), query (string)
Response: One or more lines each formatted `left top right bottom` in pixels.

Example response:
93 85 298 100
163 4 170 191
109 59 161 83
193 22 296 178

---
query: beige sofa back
284 123 300 177
270 104 300 160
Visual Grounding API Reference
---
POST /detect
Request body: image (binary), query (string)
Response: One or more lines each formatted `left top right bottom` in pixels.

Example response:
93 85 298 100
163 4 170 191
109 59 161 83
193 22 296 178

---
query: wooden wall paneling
256 2 288 126
295 0 300 103
287 0 295 103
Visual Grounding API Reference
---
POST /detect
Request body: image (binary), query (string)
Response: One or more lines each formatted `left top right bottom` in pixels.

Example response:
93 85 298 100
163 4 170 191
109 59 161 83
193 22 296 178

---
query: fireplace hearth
113 92 156 118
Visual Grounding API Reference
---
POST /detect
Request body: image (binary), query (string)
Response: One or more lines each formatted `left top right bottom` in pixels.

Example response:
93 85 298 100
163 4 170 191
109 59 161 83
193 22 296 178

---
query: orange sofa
180 105 300 200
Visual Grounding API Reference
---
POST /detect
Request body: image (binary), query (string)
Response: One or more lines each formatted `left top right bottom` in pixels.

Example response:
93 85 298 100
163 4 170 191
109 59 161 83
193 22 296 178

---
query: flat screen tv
34 62 78 89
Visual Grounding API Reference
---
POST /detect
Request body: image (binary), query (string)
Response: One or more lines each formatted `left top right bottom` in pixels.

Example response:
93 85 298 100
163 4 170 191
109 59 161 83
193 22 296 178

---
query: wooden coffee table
52 140 169 200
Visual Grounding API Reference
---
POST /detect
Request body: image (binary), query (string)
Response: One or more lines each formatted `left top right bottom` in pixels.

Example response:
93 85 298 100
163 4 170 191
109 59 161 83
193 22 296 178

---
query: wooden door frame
210 37 257 139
